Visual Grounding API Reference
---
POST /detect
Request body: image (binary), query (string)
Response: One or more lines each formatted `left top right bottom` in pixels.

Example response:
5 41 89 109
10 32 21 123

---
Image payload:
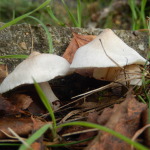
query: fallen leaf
0 117 47 139
97 107 113 125
86 91 147 150
0 95 22 115
28 102 46 115
87 111 99 124
0 64 8 83
141 109 150 147
63 32 96 63
11 94 33 110
31 142 44 150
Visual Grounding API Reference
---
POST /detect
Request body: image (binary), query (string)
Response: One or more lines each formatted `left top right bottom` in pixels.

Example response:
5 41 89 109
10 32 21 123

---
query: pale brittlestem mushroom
70 29 147 85
0 51 70 110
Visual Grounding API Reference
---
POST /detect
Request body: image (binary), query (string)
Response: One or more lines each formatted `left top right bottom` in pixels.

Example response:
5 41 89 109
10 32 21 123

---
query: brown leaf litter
0 64 8 83
0 94 24 115
85 91 147 150
63 32 96 63
0 117 47 139
10 94 33 110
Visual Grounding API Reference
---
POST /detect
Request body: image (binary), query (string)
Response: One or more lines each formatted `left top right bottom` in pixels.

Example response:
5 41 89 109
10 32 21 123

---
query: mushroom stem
39 82 60 110
116 64 142 85
93 67 122 81
93 65 142 85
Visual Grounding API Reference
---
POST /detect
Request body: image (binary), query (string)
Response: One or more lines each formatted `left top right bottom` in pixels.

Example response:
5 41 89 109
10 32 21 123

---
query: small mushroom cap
0 52 70 93
70 29 147 69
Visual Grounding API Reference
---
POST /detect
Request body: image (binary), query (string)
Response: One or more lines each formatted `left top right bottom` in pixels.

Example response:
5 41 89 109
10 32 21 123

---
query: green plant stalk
33 80 57 138
27 16 53 54
138 95 147 104
61 0 79 27
128 0 137 19
143 63 150 103
57 121 149 150
128 0 137 30
0 55 28 65
0 0 51 30
0 55 28 59
147 17 150 50
128 0 147 30
0 143 20 146
12 10 15 20
77 0 82 27
140 0 147 29
19 124 53 150
46 6 65 26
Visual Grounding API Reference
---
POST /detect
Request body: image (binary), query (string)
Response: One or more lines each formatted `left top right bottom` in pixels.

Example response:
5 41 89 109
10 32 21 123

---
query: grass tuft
0 0 51 30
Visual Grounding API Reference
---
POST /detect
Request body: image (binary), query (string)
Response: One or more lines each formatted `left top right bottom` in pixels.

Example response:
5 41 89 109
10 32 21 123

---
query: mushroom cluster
0 51 70 110
0 29 148 112
70 29 147 85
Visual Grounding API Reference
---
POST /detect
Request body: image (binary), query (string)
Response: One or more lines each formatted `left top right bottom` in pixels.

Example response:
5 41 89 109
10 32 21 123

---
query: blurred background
0 0 149 30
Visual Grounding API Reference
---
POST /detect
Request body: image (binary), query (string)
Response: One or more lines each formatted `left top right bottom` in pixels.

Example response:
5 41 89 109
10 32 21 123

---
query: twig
99 39 123 69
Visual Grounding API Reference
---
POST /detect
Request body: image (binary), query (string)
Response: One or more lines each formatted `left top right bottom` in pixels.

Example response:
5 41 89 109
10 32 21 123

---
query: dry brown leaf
28 102 46 115
31 142 44 150
0 95 23 115
11 94 33 110
0 117 47 139
63 32 96 63
86 92 147 150
141 109 150 147
97 107 113 125
0 64 8 83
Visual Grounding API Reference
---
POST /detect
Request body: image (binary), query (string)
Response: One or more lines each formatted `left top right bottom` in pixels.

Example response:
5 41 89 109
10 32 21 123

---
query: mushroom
0 51 70 110
70 29 147 85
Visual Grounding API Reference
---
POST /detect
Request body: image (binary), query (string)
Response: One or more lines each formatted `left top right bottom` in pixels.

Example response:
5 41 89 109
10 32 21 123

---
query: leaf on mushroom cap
70 29 147 69
0 51 70 93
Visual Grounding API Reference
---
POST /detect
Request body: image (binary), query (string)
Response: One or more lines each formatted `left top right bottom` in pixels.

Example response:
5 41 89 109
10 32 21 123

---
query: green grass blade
0 143 20 146
128 0 137 20
128 0 138 30
0 55 28 59
0 0 51 30
33 80 57 138
57 121 149 150
47 6 65 26
138 95 147 104
61 0 79 27
12 10 15 20
19 124 52 150
77 0 82 27
28 16 53 54
140 0 147 28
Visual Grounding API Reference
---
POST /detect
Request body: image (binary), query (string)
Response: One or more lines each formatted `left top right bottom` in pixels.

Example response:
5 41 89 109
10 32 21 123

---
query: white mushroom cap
0 51 70 93
70 28 147 69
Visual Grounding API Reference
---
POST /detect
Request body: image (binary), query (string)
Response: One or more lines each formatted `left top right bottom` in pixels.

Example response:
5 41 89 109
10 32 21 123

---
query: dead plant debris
63 32 96 63
0 28 149 150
